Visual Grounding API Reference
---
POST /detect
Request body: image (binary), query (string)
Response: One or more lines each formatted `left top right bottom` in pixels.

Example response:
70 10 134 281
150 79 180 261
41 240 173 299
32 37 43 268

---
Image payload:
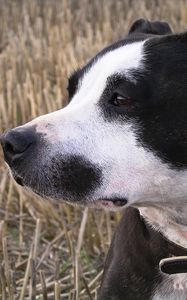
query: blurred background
0 0 187 299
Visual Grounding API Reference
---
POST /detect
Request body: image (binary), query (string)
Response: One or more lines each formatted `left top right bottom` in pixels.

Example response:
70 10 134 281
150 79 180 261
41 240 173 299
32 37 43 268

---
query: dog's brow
69 41 146 106
106 74 129 86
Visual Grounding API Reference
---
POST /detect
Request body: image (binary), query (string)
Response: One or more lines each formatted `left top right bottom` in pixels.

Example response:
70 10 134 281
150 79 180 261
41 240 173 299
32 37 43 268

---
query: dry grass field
0 0 187 299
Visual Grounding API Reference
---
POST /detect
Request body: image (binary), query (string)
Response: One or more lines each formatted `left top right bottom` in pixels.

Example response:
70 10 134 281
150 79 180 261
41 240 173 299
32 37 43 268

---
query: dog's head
1 19 187 210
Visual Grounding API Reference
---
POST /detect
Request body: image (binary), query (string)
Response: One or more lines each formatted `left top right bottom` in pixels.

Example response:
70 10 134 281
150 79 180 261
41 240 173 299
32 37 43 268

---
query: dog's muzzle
0 127 103 202
0 127 41 187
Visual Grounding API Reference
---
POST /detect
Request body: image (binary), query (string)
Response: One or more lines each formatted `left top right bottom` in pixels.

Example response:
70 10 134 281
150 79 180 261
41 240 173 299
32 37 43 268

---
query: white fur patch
138 206 187 249
153 273 187 300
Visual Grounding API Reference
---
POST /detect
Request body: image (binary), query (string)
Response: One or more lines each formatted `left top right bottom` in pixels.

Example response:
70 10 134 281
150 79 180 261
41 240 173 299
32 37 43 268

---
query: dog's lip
96 198 128 207
10 174 128 207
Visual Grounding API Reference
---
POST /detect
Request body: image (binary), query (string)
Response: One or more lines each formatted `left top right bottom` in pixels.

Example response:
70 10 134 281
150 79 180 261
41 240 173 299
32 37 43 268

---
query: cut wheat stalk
0 264 6 300
33 219 41 260
2 237 14 300
54 281 61 300
29 258 36 300
74 208 88 299
19 244 34 300
39 270 48 300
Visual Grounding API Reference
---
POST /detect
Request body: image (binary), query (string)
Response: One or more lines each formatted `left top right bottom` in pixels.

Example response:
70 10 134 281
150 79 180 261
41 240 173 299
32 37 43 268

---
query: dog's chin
12 174 45 197
13 174 128 210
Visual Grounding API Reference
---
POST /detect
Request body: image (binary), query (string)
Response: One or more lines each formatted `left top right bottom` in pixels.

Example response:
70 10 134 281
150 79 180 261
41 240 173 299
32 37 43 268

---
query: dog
1 19 187 299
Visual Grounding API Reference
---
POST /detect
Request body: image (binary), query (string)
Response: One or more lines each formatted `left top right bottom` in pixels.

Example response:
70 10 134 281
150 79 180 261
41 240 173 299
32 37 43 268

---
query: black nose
0 127 36 164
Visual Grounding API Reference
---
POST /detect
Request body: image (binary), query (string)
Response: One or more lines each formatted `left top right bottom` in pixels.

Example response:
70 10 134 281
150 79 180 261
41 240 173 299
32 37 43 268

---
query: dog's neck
137 204 187 250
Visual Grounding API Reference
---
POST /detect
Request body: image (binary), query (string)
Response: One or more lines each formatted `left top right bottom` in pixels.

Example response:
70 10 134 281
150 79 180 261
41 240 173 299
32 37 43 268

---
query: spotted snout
0 126 103 202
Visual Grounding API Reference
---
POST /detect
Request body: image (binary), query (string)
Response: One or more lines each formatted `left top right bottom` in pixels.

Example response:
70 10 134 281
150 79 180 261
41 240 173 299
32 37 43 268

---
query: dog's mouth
13 174 128 208
95 198 128 208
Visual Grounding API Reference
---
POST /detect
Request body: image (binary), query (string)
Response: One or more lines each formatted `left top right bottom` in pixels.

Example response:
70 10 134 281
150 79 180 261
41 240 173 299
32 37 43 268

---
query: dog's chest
153 273 187 300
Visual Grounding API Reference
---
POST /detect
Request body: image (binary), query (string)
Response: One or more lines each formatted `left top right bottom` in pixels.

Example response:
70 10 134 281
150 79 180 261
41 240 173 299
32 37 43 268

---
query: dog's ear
128 19 172 36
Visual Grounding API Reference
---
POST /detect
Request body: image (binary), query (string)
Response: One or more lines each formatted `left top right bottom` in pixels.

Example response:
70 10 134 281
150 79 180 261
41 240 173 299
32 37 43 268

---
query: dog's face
2 19 187 209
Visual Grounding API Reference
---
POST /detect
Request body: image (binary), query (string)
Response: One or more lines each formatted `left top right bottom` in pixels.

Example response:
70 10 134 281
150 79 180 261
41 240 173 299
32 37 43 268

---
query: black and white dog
1 19 187 299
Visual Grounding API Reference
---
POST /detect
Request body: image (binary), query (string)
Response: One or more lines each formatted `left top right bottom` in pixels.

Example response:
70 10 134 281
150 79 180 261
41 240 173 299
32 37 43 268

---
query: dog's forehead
70 40 146 105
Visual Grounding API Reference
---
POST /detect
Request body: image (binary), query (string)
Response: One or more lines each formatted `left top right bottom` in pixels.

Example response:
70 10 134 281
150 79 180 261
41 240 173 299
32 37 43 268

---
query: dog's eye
112 93 132 107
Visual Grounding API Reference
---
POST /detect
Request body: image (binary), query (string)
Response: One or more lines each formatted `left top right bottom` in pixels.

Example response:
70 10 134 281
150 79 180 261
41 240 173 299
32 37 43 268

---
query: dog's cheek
27 154 103 202
98 122 172 202
50 155 103 200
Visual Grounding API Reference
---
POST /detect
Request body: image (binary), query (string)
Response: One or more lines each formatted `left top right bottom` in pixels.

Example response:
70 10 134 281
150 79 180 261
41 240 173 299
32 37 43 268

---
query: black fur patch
68 69 82 100
14 153 102 202
137 35 187 168
48 154 103 201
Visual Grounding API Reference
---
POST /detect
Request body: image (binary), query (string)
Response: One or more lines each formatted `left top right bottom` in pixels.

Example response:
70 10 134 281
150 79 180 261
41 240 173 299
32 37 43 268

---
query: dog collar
159 256 187 274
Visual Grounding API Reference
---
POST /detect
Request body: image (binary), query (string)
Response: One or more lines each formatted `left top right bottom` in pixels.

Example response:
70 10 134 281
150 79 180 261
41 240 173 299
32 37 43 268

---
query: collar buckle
159 256 187 274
